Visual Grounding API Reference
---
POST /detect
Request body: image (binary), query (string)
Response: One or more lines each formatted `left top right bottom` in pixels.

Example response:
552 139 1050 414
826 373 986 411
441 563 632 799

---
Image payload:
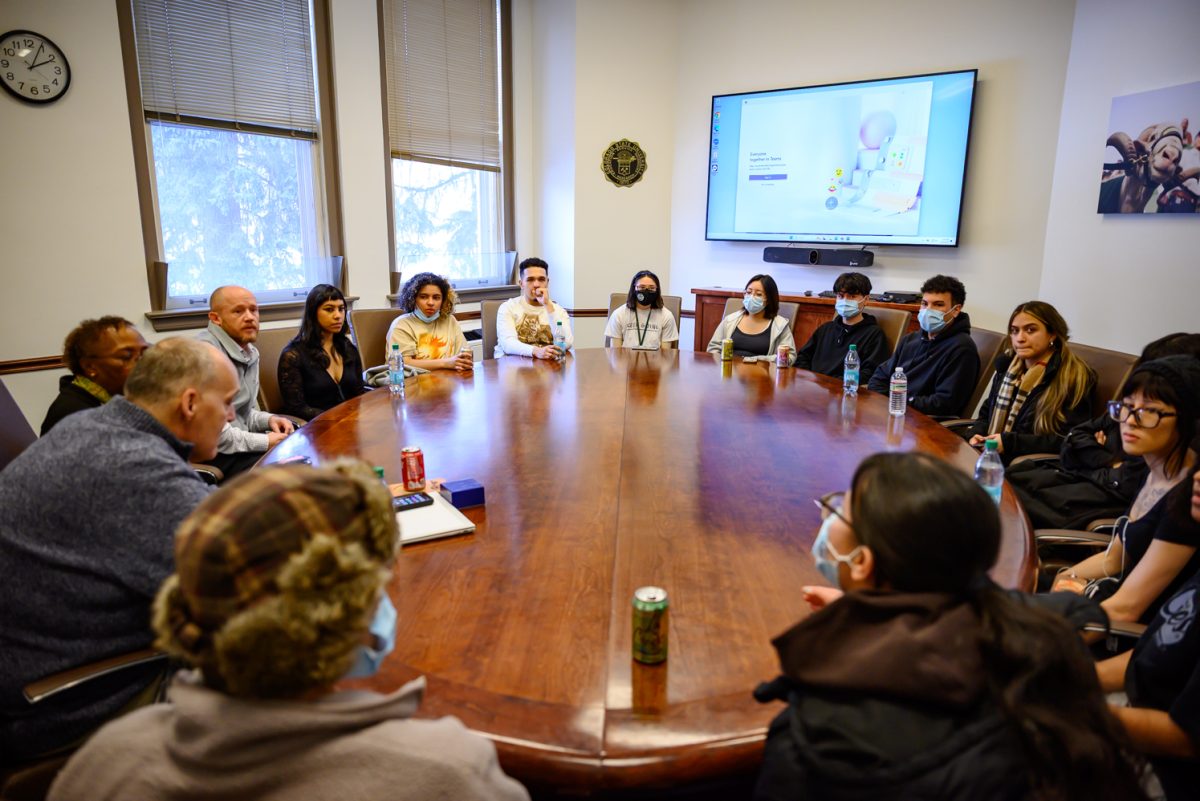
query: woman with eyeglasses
1052 356 1200 627
753 452 1145 801
967 301 1095 462
41 316 150 435
604 270 679 350
705 274 796 364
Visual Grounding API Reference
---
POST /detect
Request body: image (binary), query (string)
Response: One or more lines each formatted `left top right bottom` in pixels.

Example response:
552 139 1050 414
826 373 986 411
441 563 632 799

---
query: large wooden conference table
261 348 1034 795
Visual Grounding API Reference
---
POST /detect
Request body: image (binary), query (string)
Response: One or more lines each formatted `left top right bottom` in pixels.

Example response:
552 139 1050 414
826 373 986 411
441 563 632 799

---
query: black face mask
635 289 659 307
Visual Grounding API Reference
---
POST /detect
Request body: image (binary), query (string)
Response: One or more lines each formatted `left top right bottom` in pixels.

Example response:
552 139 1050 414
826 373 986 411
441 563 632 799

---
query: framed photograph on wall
1098 80 1200 214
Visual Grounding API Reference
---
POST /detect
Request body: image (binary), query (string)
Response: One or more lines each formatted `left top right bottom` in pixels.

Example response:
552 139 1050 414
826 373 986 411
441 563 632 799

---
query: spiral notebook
395 492 476 544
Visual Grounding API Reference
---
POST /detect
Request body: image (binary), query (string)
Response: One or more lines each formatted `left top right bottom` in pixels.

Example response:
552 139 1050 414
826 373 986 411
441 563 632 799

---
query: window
382 0 512 290
124 0 337 310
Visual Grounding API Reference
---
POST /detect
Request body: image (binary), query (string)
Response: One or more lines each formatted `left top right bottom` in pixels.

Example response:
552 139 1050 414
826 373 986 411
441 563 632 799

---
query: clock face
1 30 71 104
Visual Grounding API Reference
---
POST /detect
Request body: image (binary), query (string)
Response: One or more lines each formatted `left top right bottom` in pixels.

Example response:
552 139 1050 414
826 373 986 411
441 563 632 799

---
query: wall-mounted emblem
602 139 647 187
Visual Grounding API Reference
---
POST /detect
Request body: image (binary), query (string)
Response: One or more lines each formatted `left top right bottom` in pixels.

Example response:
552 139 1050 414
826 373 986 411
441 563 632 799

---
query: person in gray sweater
50 461 529 801
0 338 236 764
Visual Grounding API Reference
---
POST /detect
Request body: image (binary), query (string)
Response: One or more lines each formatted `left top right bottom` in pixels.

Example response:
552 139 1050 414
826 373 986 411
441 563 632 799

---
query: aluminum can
632 586 669 664
720 338 734 361
401 446 426 492
776 345 790 367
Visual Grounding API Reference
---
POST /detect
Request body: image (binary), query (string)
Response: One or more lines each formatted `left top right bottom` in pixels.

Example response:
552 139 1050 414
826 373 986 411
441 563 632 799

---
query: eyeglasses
1107 400 1177 429
814 491 849 525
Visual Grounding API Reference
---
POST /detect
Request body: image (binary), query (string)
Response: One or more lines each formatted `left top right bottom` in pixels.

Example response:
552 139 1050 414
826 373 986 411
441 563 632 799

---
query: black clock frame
0 29 72 105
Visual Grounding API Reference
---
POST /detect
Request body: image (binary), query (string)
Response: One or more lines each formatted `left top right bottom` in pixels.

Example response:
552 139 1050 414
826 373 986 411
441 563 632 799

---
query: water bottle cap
373 466 385 479
848 344 857 350
984 439 998 451
391 343 399 350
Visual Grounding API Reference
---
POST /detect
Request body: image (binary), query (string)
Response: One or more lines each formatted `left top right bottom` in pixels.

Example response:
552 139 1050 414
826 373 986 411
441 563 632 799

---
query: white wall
1040 0 1200 353
667 0 1078 335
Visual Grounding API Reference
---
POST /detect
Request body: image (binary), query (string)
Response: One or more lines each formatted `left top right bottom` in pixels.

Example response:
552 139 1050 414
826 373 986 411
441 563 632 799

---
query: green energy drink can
632 586 669 664
721 338 734 361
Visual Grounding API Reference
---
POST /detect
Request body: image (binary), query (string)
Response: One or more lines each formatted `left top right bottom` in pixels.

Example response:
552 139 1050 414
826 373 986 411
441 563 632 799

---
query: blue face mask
743 294 766 315
918 307 952 335
834 299 861 320
810 515 862 589
413 307 440 324
344 593 397 679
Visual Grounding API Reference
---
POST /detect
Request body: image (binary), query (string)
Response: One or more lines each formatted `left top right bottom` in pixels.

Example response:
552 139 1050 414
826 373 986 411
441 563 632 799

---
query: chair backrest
255 325 299 414
481 299 505 359
965 327 1008 419
1073 342 1138 416
0 377 37 471
349 308 401 372
867 307 911 356
605 292 683 347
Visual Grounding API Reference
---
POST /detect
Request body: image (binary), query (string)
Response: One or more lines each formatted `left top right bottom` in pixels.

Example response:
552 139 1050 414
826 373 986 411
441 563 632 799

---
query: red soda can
401 446 426 491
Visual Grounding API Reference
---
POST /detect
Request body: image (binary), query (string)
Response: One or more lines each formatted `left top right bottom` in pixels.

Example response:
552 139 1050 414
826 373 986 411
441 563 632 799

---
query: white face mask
743 294 766 314
810 515 862 589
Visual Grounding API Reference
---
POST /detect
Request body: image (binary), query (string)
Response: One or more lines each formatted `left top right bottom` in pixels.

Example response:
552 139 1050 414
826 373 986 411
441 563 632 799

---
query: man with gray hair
0 338 236 764
196 285 294 478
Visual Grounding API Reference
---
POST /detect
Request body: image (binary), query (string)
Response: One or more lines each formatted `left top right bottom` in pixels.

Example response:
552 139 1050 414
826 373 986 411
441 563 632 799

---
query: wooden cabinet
691 287 921 351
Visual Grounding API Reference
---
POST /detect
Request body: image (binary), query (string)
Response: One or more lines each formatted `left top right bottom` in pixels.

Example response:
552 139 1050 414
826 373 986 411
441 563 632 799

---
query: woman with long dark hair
968 300 1095 461
754 452 1145 801
277 284 365 420
603 270 679 349
1052 356 1200 627
705 274 795 363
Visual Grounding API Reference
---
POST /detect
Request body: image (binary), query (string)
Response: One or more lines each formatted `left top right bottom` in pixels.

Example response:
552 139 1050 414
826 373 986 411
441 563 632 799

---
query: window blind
131 0 319 137
383 0 501 171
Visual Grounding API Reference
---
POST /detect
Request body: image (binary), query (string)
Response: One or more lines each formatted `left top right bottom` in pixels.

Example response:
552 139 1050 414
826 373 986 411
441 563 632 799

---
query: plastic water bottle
888 366 908 416
975 439 1004 505
843 344 859 396
553 320 568 362
388 343 405 397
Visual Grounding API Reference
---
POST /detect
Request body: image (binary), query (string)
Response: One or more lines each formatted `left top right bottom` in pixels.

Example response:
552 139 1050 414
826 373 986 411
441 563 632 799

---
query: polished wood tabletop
261 348 1035 794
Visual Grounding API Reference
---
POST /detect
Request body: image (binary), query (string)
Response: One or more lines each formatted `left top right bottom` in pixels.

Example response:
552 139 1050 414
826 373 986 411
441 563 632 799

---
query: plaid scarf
987 354 1047 435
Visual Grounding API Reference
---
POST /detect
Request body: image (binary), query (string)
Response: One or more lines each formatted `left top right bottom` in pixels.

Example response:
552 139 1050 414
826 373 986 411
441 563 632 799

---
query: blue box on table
440 479 485 509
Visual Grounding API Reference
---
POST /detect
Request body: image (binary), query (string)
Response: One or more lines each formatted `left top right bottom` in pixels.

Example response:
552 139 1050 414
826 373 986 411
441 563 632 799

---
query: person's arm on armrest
1102 541 1198 624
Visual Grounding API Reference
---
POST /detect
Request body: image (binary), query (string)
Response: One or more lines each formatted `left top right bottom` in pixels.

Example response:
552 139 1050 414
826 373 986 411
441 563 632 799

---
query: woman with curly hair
277 284 366 420
48 461 529 801
41 316 149 434
387 272 473 372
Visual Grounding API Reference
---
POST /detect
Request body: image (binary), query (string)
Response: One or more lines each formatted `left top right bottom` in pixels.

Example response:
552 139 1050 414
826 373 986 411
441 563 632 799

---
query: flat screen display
705 69 977 247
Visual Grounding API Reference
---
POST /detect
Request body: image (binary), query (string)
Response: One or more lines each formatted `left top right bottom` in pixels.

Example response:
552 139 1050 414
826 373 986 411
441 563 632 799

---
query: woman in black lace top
278 285 366 420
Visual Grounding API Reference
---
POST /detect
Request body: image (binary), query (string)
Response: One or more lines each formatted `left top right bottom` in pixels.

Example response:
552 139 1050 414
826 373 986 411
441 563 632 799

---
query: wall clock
1 30 71 104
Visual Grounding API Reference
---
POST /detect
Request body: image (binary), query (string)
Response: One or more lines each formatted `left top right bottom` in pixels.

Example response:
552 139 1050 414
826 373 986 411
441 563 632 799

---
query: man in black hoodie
794 272 889 381
867 275 979 417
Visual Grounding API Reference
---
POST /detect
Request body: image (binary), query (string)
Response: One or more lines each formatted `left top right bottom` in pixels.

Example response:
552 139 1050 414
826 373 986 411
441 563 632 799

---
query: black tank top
731 324 771 357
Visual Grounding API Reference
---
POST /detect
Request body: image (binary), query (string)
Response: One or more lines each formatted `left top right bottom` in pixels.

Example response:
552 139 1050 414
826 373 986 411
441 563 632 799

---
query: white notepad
396 492 477 545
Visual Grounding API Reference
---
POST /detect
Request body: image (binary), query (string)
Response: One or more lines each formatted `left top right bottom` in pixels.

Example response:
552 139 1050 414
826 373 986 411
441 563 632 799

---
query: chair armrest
1081 620 1147 640
940 418 976 432
1034 529 1113 547
191 463 224 485
1087 518 1119 533
1008 453 1058 467
24 649 168 704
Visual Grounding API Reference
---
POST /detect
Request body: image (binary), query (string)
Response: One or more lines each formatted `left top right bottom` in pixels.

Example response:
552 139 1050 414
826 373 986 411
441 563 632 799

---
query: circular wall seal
602 139 647 187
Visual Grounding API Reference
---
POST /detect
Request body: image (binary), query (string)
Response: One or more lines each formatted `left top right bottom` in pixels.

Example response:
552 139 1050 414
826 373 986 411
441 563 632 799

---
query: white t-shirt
495 297 574 358
604 305 679 349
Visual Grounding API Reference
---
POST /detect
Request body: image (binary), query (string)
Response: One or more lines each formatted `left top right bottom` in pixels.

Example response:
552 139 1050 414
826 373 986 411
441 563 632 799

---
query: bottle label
844 369 859 384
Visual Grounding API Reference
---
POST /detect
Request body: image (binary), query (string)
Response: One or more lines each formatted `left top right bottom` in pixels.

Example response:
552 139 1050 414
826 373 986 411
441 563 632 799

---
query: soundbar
763 247 874 267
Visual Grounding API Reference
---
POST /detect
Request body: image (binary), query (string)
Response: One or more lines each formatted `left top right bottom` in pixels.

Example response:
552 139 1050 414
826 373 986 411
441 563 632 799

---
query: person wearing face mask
752 452 1146 801
867 274 979 417
48 461 529 801
604 269 679 349
794 272 888 379
705 274 796 364
964 301 1095 462
387 273 472 372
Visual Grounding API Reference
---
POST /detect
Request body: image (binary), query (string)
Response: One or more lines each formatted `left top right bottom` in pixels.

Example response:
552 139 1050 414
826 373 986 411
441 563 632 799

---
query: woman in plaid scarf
967 301 1095 462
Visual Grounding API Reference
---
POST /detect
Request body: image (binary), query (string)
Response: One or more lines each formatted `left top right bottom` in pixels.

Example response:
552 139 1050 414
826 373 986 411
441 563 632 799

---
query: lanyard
634 308 651 347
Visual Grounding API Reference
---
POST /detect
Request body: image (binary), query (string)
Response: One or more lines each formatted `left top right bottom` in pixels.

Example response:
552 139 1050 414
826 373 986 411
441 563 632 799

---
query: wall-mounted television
705 69 977 248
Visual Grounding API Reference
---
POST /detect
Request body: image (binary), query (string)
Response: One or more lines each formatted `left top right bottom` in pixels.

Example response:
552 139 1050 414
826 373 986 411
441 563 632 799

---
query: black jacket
968 350 1096 461
866 312 979 417
39 375 104 436
794 313 889 381
277 339 366 420
1059 414 1148 498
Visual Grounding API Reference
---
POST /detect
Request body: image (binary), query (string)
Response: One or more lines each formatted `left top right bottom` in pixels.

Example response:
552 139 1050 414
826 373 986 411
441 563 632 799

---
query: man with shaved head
196 286 294 478
0 338 235 763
